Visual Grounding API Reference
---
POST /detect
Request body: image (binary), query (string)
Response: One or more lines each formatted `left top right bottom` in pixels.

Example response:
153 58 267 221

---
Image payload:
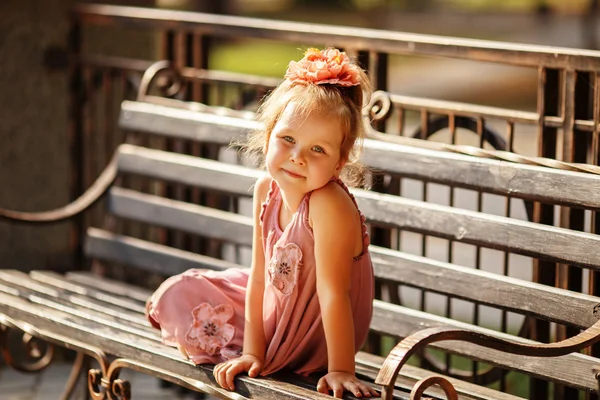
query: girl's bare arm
243 175 270 360
311 183 379 398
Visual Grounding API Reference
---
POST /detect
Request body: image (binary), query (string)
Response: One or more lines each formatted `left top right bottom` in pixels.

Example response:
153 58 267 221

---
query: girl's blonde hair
243 62 372 188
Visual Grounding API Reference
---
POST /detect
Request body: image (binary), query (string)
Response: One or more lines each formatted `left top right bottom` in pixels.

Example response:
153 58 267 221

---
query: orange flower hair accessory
284 47 361 87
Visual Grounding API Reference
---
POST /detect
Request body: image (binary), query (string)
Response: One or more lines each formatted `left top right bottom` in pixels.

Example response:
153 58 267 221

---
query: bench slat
85 227 599 329
69 270 532 399
356 190 600 270
108 171 600 270
119 100 259 145
119 103 600 209
369 246 599 329
0 270 147 324
0 275 159 340
85 227 242 277
2 269 595 393
109 187 254 246
36 269 506 399
0 290 355 400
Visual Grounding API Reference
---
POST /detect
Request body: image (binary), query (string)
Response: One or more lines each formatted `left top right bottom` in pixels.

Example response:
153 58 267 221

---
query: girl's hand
213 354 263 391
317 371 380 398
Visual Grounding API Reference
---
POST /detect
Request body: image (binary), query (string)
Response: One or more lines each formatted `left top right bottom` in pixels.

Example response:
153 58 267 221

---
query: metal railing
68 4 600 398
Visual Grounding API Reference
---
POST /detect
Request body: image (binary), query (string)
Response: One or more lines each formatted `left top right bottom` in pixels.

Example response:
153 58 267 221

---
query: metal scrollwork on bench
409 376 458 400
0 314 125 400
88 366 131 400
0 323 54 373
137 60 183 101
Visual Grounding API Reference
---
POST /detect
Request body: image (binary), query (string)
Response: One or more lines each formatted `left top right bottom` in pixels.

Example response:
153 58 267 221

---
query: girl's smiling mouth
282 168 305 179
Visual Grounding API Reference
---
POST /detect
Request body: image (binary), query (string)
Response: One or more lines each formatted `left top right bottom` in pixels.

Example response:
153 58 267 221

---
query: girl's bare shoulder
308 181 358 228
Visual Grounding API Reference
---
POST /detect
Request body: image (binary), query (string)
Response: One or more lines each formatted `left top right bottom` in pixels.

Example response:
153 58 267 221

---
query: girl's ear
334 158 347 174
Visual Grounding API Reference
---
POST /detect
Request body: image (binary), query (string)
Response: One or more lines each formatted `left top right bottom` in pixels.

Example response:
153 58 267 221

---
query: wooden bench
2 93 600 400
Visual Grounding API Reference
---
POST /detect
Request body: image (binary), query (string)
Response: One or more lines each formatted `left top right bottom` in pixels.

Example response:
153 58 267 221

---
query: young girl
146 47 379 398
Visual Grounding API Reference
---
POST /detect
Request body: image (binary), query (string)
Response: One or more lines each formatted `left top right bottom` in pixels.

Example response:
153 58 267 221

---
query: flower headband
284 48 361 87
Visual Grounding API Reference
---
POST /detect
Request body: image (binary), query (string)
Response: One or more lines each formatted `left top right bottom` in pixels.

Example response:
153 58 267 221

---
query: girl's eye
312 146 325 154
283 136 294 143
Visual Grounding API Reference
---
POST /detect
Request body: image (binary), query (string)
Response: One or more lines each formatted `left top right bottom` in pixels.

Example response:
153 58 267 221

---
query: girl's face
265 102 345 197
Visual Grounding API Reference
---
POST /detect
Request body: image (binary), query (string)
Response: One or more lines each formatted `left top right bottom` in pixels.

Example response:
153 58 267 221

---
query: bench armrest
0 153 117 223
374 319 600 400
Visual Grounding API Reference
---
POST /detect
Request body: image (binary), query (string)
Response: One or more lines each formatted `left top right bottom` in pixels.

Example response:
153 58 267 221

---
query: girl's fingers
226 362 242 391
367 384 380 397
213 363 224 386
248 361 262 378
343 381 362 397
218 363 233 389
332 382 344 399
357 382 377 397
316 377 330 394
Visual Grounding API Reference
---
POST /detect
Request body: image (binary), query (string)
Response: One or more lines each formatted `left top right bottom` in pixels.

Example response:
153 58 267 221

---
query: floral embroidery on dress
268 242 303 295
185 303 235 356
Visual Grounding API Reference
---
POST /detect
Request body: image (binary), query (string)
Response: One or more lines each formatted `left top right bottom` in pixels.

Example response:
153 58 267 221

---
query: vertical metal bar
397 106 405 136
103 69 113 171
189 32 203 254
444 113 457 376
559 69 593 400
67 14 84 270
113 70 128 239
419 107 429 313
98 68 112 230
395 105 405 253
531 66 559 400
447 113 456 264
591 73 600 400
556 70 576 364
83 66 94 234
168 30 187 249
500 120 515 393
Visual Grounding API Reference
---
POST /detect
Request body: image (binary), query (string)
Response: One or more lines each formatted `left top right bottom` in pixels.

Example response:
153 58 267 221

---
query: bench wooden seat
2 96 600 400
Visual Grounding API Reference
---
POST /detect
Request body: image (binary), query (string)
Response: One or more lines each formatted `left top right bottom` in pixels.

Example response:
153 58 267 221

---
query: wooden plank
118 103 600 209
119 100 260 145
362 138 600 211
3 268 596 393
355 189 600 270
0 270 149 327
66 270 151 303
369 246 600 329
370 300 599 392
0 270 146 315
108 186 254 246
0 290 361 400
117 144 260 195
0 275 159 340
85 227 243 277
108 168 600 270
82 224 600 329
26 265 596 393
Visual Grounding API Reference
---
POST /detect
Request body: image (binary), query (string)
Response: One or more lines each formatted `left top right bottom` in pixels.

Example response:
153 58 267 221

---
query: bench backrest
84 98 600 392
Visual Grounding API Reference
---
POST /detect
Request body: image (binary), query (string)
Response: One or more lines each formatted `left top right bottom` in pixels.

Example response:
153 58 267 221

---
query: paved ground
0 361 219 400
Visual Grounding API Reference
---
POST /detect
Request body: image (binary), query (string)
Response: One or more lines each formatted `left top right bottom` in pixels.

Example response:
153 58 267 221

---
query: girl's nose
289 149 306 166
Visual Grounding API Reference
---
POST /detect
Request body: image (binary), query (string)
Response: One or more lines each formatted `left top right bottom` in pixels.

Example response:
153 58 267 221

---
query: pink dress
146 178 374 376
